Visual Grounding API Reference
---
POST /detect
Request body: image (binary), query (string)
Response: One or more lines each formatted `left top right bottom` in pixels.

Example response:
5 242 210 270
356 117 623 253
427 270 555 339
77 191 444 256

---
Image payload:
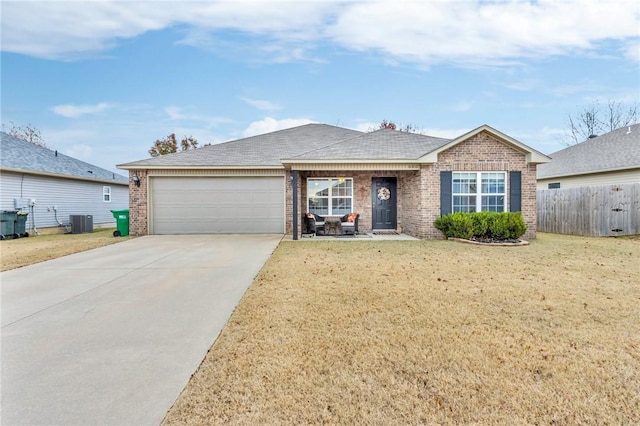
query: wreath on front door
377 187 391 201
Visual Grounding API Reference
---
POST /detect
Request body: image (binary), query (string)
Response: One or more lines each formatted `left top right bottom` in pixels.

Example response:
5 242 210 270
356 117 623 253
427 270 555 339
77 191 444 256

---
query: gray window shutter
509 171 521 212
440 171 452 215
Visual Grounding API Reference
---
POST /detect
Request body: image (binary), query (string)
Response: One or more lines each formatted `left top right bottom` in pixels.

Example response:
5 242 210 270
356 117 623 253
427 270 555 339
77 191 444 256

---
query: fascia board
280 158 418 164
117 164 285 170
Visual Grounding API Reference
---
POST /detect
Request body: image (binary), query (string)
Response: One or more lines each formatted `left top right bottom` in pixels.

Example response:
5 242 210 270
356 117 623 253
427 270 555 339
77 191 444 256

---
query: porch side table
324 216 342 235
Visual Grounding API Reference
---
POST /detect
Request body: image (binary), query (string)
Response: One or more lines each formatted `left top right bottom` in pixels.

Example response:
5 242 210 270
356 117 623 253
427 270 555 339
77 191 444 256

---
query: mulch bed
449 237 529 246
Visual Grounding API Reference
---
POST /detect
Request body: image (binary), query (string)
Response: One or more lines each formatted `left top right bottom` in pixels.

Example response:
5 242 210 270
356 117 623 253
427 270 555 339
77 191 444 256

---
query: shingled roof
118 124 363 169
537 123 640 179
286 128 450 161
1 132 128 184
119 122 549 169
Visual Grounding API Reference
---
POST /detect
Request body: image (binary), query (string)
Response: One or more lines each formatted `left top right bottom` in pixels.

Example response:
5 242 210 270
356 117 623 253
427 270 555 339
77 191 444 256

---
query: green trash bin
15 211 29 237
1 211 18 240
111 209 130 237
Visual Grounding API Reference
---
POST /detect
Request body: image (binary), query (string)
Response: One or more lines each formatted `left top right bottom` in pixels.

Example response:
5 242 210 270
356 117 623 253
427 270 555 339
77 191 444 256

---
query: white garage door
151 176 285 234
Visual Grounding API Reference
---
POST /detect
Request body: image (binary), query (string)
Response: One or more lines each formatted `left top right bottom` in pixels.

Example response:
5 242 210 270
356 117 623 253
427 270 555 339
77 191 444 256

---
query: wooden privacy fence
537 183 640 236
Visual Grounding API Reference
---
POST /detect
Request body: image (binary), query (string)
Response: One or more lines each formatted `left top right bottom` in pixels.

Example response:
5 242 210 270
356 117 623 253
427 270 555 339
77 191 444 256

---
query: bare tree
565 99 638 145
149 133 199 157
375 119 422 133
2 122 47 147
379 119 397 130
605 99 638 132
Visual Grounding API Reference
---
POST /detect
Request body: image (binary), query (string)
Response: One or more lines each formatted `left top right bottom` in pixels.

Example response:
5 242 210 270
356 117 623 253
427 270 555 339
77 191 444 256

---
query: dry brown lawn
164 233 639 425
0 227 133 271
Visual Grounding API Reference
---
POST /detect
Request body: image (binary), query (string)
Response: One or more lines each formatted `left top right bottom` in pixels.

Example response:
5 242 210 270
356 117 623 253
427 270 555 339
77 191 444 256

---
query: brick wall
128 170 148 236
288 170 419 237
284 170 294 234
398 171 423 237
422 131 538 240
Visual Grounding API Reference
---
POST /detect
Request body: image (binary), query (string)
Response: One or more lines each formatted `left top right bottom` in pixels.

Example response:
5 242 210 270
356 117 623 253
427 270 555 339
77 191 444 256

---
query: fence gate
537 183 640 236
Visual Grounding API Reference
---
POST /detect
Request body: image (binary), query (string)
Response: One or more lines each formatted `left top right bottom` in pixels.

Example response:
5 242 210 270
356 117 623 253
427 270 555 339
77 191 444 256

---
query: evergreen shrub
434 212 527 240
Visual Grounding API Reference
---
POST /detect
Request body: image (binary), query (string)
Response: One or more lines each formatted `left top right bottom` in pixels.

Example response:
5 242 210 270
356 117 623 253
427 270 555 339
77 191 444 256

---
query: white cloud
243 117 315 137
0 1 334 60
52 103 112 118
63 144 93 161
2 1 637 67
451 101 472 112
164 106 234 128
354 121 380 132
240 97 282 111
502 79 544 92
328 0 640 67
164 106 189 121
513 126 569 155
624 40 640 62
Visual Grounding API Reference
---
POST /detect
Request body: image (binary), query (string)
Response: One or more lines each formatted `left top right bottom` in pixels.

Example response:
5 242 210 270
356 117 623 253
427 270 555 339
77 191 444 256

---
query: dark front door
372 177 397 230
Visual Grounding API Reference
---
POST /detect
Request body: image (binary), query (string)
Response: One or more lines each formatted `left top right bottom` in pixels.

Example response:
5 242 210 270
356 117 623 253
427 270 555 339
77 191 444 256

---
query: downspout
292 170 298 240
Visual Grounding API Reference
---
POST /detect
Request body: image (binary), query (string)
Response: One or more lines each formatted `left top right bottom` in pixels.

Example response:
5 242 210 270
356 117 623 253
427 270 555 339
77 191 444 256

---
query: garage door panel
151 177 284 234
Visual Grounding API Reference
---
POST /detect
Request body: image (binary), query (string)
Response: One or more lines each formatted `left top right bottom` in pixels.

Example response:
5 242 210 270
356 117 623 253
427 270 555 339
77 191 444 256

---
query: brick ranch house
117 123 550 240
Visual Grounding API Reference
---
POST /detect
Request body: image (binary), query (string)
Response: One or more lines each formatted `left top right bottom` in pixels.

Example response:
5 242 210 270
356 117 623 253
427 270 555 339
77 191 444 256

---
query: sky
1 0 639 176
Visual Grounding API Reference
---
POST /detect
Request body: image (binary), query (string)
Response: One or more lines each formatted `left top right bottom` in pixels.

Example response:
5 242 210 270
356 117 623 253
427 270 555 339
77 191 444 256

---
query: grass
0 227 133 272
163 233 640 425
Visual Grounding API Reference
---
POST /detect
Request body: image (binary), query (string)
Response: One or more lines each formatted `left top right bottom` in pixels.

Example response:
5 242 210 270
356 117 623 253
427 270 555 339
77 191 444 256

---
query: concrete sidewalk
1 234 282 425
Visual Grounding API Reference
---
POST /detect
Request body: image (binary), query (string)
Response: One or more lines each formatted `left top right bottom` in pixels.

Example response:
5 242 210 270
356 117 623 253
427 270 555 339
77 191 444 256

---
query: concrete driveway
1 234 282 425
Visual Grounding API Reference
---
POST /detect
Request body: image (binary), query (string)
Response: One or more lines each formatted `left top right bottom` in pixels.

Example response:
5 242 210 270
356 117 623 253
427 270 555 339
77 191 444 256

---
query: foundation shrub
505 211 527 239
488 213 510 240
435 212 527 240
434 212 473 239
471 211 491 238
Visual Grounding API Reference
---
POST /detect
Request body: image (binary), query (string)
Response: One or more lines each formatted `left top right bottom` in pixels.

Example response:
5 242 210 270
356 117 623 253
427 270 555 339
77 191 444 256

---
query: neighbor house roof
0 132 128 184
537 123 640 179
118 124 363 169
118 123 550 170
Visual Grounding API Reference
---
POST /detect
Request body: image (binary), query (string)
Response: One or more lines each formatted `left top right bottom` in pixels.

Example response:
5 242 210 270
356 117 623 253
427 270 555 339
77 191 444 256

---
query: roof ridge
286 128 455 161
199 122 363 151
288 128 371 159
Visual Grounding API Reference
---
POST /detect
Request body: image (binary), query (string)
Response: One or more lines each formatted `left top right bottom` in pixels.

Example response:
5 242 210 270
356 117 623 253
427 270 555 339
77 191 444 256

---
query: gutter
0 167 128 186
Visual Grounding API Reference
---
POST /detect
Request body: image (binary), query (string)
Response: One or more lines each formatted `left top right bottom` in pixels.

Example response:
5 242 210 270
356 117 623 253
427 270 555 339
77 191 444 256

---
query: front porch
287 168 430 240
283 232 420 241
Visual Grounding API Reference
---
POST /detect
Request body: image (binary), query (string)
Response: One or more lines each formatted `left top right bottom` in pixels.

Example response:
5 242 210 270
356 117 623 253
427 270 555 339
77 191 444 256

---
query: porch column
292 170 298 240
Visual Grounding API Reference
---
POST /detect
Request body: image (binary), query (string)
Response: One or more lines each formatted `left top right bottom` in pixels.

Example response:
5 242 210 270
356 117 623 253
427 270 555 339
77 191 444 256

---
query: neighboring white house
0 132 129 232
537 123 640 189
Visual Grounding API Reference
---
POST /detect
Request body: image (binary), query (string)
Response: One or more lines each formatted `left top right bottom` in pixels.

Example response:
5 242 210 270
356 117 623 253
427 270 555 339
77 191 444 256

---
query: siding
537 168 640 189
0 171 128 229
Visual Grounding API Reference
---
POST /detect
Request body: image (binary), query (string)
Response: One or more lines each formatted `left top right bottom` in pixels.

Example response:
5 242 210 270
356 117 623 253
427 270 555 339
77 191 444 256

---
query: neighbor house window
307 178 353 216
452 172 505 212
103 186 111 202
548 182 561 189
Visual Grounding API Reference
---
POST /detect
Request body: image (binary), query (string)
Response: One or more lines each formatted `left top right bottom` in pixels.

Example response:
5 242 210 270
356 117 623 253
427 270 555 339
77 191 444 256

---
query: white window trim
452 171 506 212
307 177 353 216
103 186 112 203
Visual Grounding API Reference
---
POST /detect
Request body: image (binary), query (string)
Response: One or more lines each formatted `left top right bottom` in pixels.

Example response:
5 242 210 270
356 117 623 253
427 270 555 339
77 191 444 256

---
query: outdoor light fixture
132 172 141 187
